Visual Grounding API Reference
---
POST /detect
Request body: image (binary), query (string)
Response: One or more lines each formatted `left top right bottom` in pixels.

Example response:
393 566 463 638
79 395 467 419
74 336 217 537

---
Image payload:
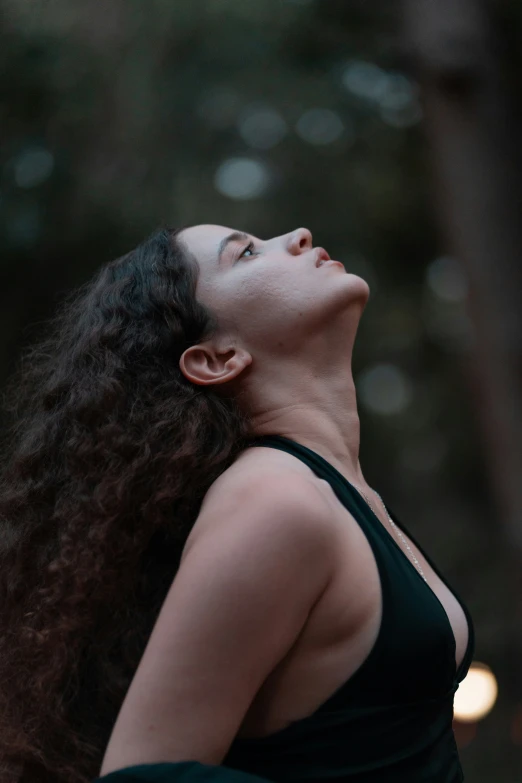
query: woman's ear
179 342 252 386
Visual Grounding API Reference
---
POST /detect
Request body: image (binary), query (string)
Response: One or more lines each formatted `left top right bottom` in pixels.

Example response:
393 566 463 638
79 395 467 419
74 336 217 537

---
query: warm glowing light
454 662 498 723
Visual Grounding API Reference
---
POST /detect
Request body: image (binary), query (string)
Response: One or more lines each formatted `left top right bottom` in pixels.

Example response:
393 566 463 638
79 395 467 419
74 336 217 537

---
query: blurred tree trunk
401 0 522 692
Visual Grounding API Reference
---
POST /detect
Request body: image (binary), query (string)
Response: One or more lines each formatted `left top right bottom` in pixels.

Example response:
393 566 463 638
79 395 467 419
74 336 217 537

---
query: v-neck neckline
249 434 474 682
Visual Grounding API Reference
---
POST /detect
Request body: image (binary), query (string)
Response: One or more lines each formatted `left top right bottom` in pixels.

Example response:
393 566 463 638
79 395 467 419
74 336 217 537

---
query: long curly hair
0 227 253 783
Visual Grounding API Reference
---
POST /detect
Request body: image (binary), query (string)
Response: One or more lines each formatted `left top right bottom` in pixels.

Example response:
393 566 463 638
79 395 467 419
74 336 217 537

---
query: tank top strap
249 434 371 525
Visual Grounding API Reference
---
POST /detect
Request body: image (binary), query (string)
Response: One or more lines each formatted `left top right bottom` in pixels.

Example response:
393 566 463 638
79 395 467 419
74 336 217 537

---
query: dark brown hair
0 228 252 782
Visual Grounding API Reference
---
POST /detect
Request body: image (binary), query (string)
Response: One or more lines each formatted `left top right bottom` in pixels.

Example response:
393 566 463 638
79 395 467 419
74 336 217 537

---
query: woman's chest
237 484 469 739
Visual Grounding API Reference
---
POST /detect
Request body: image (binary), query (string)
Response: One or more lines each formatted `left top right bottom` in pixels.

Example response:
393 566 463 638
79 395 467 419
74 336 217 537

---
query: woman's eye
239 241 256 260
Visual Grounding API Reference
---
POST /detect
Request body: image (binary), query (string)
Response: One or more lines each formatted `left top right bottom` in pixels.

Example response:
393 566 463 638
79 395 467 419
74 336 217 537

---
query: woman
0 225 474 783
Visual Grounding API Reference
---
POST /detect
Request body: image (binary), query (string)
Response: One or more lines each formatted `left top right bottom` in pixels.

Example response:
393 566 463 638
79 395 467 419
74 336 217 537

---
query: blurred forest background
1 0 522 780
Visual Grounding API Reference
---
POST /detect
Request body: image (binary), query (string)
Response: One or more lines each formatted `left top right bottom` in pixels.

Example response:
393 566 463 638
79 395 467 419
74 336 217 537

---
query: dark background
2 1 522 780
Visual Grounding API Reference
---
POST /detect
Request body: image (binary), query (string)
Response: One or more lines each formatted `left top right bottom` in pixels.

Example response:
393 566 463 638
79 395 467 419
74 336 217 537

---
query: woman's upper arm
100 475 335 776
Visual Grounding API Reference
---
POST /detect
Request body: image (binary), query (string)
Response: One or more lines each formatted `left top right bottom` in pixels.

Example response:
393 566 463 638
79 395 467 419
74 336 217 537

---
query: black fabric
220 435 475 783
94 435 474 783
94 761 271 783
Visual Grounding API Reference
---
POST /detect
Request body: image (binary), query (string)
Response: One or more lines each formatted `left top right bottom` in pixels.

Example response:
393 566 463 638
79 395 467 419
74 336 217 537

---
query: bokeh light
342 60 390 102
238 104 288 149
13 148 55 189
295 108 347 146
454 662 498 723
358 363 413 416
341 60 422 127
423 258 474 352
427 256 468 303
214 157 272 200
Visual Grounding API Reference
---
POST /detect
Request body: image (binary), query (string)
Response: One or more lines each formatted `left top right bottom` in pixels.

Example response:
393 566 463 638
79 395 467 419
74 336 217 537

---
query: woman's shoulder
181 446 335 563
205 444 332 516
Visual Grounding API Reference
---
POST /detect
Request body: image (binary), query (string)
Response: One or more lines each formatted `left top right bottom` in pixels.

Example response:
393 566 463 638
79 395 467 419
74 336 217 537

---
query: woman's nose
287 227 313 255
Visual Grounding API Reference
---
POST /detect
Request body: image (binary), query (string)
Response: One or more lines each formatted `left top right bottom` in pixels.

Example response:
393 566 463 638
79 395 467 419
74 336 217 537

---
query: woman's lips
315 247 331 266
314 247 344 269
318 260 344 268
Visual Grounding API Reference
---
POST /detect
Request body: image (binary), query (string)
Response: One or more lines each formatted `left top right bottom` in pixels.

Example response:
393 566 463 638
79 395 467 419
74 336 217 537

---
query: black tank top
222 435 475 783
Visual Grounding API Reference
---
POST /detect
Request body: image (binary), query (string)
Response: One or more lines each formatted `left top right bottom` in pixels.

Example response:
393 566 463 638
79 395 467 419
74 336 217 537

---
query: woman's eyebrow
217 231 250 264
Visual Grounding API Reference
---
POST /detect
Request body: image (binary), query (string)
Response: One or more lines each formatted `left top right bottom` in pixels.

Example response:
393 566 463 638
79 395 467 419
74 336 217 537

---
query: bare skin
177 224 368 487
178 224 469 738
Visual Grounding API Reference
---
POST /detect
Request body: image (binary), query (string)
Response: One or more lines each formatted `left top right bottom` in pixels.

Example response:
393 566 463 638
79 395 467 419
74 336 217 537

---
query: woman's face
178 224 369 362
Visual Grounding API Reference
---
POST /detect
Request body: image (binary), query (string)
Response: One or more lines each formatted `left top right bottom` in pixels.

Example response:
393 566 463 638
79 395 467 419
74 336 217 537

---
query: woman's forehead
179 224 237 259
